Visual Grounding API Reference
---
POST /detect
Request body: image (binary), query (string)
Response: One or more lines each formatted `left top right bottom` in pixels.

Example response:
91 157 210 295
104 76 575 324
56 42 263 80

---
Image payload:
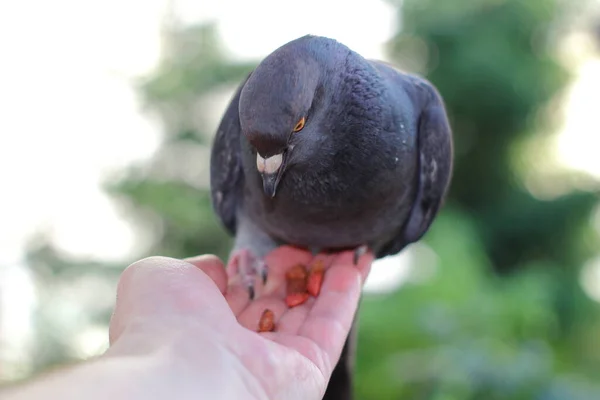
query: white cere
256 152 283 174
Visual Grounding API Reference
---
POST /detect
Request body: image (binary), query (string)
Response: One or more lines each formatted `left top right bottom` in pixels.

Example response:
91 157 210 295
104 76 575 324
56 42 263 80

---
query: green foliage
141 24 253 105
22 239 123 373
107 177 232 258
106 22 254 261
355 211 600 399
390 0 595 273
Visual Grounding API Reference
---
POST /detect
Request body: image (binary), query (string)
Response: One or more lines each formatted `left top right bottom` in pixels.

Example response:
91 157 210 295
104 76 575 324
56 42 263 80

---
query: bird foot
227 249 268 300
353 245 369 265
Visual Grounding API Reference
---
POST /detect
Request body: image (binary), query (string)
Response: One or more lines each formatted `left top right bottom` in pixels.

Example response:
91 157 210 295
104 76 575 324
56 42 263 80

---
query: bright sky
0 0 599 379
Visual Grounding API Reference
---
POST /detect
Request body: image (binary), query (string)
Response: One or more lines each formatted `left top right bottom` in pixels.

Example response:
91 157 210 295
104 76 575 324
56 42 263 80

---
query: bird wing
377 73 454 257
209 74 252 235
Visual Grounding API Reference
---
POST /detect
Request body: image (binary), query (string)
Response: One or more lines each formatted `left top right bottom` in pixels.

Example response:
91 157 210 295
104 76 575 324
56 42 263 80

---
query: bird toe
227 249 268 300
353 245 369 265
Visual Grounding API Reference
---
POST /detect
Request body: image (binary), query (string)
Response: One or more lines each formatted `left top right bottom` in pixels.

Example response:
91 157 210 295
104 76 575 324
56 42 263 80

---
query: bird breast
245 151 417 250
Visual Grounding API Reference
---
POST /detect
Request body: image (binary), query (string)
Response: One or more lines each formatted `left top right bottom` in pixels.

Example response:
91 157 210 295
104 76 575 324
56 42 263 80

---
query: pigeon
209 35 453 400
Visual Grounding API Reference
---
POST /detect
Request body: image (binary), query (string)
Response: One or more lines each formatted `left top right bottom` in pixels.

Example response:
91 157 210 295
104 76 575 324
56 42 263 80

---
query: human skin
1 246 373 400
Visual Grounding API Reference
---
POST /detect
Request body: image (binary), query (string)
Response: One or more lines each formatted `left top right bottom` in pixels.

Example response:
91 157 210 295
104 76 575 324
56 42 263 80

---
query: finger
236 296 289 331
331 249 374 284
184 255 227 294
274 301 311 334
296 252 374 376
270 255 334 334
311 252 337 270
264 245 314 274
222 252 253 316
225 284 253 317
109 256 235 344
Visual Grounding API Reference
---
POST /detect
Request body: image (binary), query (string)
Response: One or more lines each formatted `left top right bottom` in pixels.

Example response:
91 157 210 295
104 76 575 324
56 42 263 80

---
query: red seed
285 292 310 307
287 277 307 295
307 260 325 297
286 264 308 281
258 309 275 332
285 264 308 295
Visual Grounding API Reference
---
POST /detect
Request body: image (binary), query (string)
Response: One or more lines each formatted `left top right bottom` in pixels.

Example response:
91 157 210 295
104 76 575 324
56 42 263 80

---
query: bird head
238 36 337 198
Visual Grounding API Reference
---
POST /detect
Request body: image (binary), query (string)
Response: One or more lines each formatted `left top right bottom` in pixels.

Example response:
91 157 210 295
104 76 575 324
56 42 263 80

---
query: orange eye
293 117 306 132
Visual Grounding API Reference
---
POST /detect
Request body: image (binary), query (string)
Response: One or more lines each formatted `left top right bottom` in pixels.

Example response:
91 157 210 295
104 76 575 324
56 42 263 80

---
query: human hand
107 246 373 400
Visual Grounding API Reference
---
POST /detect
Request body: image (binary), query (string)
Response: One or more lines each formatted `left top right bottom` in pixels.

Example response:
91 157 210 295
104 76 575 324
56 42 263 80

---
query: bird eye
293 117 306 132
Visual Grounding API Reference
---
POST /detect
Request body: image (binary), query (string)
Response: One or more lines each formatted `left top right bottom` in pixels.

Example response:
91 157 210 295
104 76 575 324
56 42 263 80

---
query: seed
307 260 325 297
258 309 275 332
285 292 310 307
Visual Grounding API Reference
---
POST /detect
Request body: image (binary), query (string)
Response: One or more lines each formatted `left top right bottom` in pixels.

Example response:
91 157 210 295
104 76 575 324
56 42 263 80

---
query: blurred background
1 0 600 398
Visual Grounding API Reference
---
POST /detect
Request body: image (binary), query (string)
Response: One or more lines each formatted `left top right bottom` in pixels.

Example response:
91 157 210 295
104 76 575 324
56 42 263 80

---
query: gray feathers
210 36 452 259
209 74 250 235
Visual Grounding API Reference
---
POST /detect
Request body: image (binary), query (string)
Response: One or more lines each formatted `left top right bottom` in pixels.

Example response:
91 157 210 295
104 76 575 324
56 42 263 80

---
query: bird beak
256 152 285 198
262 173 280 198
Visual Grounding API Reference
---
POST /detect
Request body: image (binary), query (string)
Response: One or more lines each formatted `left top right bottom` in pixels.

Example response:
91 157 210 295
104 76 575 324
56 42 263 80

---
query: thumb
109 256 235 345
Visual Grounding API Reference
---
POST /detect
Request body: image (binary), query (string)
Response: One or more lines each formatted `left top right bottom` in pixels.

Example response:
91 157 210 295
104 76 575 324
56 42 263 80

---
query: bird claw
353 245 368 265
260 263 268 285
227 249 269 300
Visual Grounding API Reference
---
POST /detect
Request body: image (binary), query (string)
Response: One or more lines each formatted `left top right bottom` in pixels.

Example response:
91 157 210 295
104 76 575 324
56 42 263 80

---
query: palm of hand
188 246 372 399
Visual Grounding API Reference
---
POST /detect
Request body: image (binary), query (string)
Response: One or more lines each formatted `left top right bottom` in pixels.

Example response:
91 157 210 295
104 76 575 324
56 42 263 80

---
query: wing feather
209 74 252 235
